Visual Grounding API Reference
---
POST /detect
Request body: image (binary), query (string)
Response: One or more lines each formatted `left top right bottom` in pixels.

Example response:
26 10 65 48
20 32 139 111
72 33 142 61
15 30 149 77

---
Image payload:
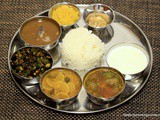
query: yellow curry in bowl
41 68 82 100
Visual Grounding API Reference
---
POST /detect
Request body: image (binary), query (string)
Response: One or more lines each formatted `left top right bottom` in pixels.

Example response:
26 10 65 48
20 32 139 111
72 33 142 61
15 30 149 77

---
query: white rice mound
61 27 105 70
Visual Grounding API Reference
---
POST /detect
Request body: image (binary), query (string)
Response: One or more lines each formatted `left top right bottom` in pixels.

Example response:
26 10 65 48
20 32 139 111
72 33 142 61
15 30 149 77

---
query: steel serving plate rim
8 5 153 114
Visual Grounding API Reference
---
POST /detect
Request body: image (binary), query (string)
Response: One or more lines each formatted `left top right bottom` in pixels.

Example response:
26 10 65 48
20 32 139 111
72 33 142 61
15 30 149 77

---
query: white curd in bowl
106 44 149 74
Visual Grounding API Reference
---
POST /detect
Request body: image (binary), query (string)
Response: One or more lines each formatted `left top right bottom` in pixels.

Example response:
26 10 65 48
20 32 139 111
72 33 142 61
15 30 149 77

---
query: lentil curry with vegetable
21 17 60 46
41 68 82 99
84 68 125 99
11 47 52 78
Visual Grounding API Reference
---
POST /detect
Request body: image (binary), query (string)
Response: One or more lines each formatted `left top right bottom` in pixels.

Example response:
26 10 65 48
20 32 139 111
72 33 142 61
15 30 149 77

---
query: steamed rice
61 27 105 70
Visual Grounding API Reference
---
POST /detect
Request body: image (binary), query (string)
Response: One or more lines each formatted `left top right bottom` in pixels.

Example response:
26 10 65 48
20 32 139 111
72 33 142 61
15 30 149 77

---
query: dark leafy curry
11 47 52 78
84 68 125 99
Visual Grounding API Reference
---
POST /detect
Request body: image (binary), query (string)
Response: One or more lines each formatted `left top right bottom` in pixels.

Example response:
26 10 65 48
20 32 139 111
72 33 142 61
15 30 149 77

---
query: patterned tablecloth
0 0 159 119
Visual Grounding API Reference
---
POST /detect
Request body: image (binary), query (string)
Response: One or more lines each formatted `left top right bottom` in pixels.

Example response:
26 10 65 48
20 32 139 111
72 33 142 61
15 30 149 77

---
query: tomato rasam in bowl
83 67 125 105
19 16 62 50
40 68 82 106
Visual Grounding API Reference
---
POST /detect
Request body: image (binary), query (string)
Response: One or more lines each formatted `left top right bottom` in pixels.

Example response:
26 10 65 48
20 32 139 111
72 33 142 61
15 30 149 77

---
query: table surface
0 0 159 119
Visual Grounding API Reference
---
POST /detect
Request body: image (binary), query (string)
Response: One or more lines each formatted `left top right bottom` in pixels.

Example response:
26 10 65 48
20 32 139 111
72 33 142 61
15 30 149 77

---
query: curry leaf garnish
65 77 70 83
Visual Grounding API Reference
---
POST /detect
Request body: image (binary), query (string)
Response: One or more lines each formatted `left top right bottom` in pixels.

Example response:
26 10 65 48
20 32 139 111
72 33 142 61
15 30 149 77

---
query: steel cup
83 4 115 43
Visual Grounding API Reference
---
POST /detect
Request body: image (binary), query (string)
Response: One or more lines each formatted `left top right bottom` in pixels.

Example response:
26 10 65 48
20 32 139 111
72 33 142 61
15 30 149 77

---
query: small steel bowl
19 16 62 51
83 4 115 29
10 47 53 85
48 2 81 30
105 43 149 80
83 67 125 105
40 67 82 107
83 4 115 43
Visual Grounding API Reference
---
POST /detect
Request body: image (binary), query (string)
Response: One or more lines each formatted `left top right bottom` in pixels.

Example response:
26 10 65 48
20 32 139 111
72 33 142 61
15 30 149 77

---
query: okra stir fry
11 47 53 78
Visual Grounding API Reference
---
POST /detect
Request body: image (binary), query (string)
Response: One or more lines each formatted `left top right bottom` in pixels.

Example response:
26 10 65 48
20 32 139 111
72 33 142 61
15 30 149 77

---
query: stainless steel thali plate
8 4 153 114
